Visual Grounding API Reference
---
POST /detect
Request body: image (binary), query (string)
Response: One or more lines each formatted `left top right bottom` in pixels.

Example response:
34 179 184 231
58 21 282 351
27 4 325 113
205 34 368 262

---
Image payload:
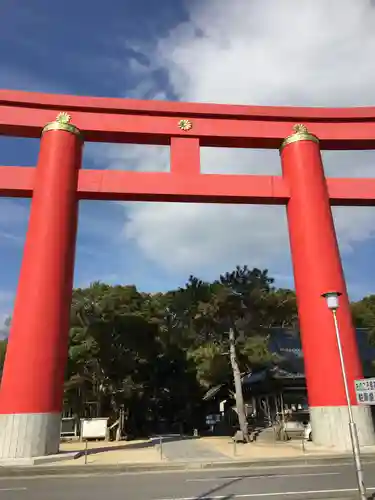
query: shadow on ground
70 434 199 457
193 476 240 500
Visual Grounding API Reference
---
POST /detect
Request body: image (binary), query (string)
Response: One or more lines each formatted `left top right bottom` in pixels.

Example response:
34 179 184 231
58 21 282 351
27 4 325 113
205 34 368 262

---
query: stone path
159 436 227 462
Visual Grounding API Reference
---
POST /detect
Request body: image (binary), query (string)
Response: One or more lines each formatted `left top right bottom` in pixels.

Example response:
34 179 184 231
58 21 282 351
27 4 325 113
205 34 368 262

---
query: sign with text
206 414 221 425
81 418 108 439
355 378 375 405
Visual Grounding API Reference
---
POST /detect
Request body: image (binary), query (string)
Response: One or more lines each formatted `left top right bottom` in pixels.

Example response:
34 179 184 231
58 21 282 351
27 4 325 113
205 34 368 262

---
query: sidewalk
53 435 375 466
1 436 375 476
59 438 161 464
199 435 375 460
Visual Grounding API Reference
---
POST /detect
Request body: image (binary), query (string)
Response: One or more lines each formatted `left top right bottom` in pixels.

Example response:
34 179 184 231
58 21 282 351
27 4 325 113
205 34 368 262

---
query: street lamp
321 291 366 500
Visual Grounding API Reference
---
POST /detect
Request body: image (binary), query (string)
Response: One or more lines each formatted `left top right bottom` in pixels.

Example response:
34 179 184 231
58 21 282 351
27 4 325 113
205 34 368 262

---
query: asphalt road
1 462 375 500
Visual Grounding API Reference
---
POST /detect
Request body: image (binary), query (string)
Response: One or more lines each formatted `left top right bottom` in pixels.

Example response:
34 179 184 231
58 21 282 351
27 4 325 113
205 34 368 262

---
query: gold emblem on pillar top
56 112 72 124
42 111 81 137
178 119 193 131
279 123 319 153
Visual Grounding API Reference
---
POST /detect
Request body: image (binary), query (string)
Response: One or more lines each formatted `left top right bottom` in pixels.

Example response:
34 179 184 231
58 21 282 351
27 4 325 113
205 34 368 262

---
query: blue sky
0 0 188 320
1 0 375 322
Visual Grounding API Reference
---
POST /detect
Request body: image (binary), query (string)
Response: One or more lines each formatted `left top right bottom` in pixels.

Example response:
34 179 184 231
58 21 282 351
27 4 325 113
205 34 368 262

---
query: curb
0 453 375 477
0 452 80 467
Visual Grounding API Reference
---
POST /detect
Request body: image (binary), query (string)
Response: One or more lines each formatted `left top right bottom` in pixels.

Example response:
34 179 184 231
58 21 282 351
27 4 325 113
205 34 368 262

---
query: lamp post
321 291 367 500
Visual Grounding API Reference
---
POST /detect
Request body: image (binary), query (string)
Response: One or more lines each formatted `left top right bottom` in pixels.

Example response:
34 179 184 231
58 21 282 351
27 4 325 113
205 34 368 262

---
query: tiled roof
242 328 375 385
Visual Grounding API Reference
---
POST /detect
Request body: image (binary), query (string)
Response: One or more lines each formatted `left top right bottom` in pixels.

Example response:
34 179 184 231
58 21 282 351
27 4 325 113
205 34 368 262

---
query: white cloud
0 292 13 339
0 291 14 304
0 200 28 225
0 199 29 247
107 1 375 285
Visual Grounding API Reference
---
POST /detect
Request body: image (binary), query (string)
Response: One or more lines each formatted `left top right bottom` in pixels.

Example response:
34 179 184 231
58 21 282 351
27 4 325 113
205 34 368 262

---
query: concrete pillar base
0 412 61 458
310 405 375 450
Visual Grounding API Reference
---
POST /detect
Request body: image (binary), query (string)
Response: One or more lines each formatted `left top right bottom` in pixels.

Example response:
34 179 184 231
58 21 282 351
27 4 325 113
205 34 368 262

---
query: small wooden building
203 328 375 431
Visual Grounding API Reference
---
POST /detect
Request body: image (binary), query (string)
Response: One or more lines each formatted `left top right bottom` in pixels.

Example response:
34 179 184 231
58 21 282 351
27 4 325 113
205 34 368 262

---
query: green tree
170 266 279 441
65 282 203 436
352 295 375 344
5 264 362 441
0 339 7 375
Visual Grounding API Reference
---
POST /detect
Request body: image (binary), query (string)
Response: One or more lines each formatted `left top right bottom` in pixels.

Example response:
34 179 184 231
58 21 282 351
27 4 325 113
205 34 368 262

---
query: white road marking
185 471 340 482
0 487 27 491
1 460 375 480
155 486 375 500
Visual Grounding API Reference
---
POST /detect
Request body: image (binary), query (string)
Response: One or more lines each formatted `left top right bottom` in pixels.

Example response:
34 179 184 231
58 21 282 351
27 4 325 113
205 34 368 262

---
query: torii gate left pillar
0 114 82 458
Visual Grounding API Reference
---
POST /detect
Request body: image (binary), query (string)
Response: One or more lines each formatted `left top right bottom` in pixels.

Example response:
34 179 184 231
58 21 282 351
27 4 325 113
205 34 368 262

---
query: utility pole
322 292 366 500
229 327 249 442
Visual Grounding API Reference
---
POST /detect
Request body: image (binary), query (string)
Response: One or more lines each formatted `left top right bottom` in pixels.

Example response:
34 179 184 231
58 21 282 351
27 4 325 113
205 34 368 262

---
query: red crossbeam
1 90 375 204
1 166 375 206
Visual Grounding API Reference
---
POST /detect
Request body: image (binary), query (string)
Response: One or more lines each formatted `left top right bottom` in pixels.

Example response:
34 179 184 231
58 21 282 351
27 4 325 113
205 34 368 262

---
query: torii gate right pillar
280 125 375 450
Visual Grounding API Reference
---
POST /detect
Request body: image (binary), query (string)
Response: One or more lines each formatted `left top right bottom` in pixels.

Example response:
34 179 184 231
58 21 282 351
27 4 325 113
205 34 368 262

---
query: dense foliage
0 267 374 436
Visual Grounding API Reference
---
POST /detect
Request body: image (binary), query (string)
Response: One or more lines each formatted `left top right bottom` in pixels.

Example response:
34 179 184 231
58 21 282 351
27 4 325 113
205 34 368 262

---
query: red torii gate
0 90 374 459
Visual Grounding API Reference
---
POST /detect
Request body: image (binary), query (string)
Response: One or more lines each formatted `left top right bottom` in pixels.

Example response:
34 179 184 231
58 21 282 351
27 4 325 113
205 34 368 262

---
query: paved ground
1 462 375 499
201 436 375 461
56 436 375 467
160 436 227 462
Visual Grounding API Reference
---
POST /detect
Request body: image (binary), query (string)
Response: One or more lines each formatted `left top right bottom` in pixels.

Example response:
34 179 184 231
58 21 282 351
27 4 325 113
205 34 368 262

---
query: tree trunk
229 327 250 442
